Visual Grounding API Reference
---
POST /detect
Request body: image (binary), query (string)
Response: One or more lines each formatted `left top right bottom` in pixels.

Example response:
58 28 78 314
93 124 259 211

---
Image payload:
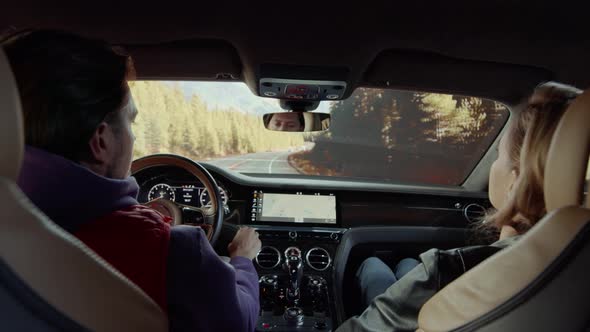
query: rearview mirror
263 112 331 132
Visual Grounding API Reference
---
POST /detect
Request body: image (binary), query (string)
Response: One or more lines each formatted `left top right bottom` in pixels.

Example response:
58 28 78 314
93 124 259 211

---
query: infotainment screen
250 191 337 224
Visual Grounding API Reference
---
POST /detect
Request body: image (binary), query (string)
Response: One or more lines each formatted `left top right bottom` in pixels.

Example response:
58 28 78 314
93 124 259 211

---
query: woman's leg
394 258 420 280
356 257 397 309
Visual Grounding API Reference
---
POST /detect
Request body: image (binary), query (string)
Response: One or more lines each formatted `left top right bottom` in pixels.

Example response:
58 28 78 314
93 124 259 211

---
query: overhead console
259 78 347 101
257 63 351 101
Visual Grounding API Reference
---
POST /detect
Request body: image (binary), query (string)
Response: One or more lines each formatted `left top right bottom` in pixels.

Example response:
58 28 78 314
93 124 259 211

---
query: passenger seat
416 87 590 331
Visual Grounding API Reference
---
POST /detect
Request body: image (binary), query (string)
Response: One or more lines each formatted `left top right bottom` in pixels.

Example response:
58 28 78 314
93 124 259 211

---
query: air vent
306 247 331 271
464 203 487 223
256 246 281 269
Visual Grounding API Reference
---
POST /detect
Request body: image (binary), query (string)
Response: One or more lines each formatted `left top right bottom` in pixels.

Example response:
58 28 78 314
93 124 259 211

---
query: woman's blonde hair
480 82 581 239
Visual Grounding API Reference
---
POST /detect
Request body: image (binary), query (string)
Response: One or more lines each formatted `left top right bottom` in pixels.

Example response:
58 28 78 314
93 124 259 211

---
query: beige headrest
0 49 24 181
544 89 590 210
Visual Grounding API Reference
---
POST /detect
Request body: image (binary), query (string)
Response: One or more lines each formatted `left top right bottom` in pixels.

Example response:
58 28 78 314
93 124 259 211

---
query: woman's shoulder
422 244 506 290
421 235 520 269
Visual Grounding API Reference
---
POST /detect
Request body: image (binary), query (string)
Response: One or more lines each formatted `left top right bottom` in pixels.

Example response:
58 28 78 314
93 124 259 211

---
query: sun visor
363 50 553 104
125 40 242 80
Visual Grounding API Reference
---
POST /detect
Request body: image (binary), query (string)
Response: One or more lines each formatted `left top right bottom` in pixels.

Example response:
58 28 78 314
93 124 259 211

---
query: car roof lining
3 1 586 192
4 2 588 96
118 43 552 105
121 44 547 108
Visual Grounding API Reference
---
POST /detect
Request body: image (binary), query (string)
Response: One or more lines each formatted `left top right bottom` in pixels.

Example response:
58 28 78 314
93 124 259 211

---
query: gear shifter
283 247 303 305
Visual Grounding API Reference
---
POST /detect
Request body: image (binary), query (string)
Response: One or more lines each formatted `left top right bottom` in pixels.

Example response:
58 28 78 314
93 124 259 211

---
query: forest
292 88 509 185
129 81 305 161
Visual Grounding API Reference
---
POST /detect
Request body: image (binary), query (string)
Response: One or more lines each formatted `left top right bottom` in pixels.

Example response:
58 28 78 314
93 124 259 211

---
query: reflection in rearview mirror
263 112 331 132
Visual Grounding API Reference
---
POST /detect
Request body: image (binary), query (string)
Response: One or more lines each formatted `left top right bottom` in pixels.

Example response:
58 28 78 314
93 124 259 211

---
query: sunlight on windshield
129 81 509 185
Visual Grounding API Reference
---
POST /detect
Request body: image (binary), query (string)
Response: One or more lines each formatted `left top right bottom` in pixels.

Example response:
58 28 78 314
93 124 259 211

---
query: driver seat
0 49 167 331
416 88 590 331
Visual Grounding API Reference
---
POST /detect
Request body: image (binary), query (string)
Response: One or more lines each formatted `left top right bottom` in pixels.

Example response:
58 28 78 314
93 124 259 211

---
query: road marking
228 160 249 169
208 158 289 163
268 153 287 174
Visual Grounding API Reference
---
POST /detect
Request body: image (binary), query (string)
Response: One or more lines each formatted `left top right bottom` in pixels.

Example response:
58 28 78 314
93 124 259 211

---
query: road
205 151 300 174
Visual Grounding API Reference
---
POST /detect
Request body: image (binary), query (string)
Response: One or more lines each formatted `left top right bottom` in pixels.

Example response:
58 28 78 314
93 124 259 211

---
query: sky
168 81 332 115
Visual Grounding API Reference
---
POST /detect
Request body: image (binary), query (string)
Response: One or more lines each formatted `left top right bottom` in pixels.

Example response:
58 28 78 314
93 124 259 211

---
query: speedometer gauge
148 183 176 202
199 187 228 207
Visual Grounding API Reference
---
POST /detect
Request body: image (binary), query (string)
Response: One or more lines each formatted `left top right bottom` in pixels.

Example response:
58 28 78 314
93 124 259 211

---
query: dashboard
133 161 491 331
140 178 339 227
135 163 490 231
139 175 337 226
138 180 229 208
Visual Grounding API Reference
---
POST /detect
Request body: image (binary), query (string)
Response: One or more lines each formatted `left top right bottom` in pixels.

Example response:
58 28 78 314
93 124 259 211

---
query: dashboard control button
314 320 327 330
330 232 339 241
283 307 304 326
284 246 302 258
289 231 297 239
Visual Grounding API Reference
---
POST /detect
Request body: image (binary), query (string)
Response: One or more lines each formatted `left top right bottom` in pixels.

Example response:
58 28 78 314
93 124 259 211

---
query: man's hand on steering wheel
145 198 182 224
131 155 225 246
144 197 216 236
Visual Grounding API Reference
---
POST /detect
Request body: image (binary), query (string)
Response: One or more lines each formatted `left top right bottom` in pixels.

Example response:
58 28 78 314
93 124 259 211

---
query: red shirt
74 205 172 310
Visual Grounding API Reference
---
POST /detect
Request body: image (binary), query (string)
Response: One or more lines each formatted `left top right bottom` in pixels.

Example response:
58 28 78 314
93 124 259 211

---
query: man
266 112 305 132
4 30 261 331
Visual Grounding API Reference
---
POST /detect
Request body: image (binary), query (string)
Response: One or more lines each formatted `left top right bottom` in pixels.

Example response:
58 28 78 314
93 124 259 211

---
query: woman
337 82 582 332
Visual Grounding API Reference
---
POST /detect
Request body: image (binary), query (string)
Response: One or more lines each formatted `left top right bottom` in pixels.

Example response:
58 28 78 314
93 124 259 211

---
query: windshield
130 81 509 185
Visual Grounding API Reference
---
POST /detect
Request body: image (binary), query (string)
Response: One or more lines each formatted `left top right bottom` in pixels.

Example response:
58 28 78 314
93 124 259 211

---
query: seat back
0 48 167 331
416 89 590 332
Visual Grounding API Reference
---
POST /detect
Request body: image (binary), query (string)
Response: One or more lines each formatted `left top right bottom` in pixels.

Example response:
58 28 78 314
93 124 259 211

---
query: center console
253 227 344 331
249 190 344 332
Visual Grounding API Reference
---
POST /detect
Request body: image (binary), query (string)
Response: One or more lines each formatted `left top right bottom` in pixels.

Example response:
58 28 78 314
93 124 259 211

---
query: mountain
166 81 331 115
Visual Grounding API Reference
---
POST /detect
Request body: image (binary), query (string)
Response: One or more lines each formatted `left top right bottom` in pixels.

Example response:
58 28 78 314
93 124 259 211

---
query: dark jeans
356 257 420 310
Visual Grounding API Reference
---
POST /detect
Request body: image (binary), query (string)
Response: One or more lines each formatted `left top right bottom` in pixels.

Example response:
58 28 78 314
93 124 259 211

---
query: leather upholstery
0 180 168 331
0 48 167 331
544 90 590 210
417 89 590 331
416 207 590 332
0 49 24 181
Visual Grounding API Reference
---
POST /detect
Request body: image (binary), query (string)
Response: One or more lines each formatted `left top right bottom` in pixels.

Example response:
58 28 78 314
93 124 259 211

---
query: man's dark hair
2 29 135 162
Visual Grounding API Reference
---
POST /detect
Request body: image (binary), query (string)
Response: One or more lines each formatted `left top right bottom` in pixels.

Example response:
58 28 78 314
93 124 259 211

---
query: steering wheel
131 154 224 246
